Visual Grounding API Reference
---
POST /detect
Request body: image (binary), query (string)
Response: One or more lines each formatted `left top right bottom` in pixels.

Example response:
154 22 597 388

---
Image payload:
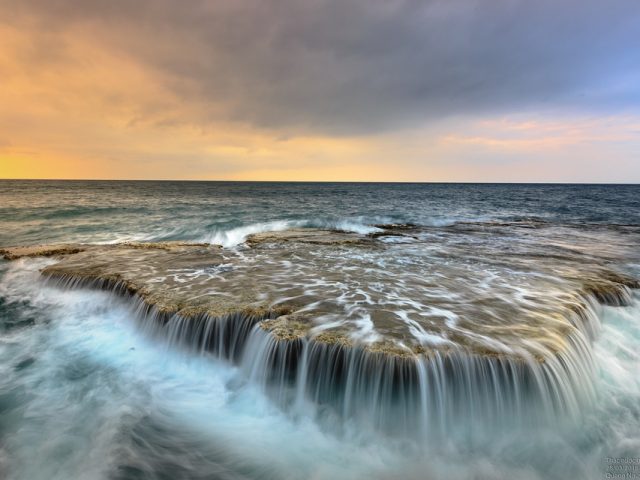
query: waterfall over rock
4 222 638 440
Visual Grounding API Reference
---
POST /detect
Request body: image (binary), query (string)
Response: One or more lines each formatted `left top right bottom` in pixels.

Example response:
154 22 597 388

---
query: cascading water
37 253 620 442
2 257 640 480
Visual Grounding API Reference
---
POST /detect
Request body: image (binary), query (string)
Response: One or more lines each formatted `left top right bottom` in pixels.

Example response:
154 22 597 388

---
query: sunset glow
1 0 639 181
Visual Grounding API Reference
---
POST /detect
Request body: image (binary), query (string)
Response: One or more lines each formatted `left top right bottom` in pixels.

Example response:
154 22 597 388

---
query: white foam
207 220 305 247
204 218 385 247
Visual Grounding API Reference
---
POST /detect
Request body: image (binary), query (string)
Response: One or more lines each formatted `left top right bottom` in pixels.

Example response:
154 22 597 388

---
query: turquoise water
1 181 639 479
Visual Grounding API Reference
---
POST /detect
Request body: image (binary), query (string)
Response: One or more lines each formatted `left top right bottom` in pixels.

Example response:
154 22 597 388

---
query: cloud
3 0 639 135
1 0 639 182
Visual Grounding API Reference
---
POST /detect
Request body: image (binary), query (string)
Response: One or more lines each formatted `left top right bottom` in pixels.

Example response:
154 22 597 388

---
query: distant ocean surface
2 180 640 247
1 180 640 480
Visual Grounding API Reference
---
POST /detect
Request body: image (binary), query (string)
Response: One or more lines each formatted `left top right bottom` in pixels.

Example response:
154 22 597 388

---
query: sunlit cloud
0 0 639 181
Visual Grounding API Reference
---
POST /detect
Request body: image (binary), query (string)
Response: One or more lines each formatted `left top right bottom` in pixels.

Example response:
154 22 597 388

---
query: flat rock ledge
1 231 637 363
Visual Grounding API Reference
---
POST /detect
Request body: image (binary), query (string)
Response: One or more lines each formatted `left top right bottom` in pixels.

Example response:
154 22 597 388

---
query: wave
204 218 387 247
206 220 306 247
198 214 525 247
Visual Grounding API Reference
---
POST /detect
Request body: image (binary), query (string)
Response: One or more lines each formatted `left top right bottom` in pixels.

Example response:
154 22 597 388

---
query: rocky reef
2 223 639 434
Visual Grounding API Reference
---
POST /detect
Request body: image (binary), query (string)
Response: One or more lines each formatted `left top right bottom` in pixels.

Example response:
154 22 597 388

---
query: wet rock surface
2 223 638 362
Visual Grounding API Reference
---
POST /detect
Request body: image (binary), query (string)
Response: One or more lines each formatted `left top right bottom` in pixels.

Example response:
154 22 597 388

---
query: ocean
0 180 639 480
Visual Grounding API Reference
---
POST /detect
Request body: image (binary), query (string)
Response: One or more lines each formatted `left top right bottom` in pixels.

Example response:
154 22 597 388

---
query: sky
0 0 639 182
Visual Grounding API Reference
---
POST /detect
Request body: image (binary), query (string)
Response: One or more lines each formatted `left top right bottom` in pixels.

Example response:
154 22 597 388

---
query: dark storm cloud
3 0 640 134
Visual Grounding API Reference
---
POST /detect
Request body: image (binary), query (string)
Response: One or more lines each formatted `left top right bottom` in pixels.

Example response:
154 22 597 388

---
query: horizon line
1 178 639 186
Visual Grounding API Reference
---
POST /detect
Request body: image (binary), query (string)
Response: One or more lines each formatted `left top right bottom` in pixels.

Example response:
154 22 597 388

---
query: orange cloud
1 19 639 182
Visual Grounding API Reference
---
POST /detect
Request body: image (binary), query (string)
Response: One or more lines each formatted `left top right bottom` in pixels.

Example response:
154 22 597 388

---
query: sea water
1 181 639 479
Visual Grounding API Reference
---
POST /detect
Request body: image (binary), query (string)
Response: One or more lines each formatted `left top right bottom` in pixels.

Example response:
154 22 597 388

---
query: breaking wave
204 218 387 247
